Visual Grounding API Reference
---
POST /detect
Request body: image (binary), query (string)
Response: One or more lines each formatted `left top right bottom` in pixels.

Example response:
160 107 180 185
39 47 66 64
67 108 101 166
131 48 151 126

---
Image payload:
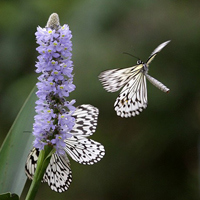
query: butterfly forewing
98 40 170 117
149 40 170 58
70 104 99 137
25 104 105 192
65 104 105 164
98 66 141 92
146 40 171 65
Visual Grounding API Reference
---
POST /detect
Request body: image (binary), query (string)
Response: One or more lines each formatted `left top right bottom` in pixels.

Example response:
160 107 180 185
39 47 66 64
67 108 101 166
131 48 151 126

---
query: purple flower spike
25 13 105 194
33 13 75 155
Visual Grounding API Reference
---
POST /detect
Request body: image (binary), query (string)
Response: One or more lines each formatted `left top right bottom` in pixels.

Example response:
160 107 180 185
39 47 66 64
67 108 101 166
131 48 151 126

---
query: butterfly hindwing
65 105 105 164
114 71 147 117
25 147 39 180
25 148 72 193
64 136 105 165
98 40 170 117
25 104 105 192
43 153 72 192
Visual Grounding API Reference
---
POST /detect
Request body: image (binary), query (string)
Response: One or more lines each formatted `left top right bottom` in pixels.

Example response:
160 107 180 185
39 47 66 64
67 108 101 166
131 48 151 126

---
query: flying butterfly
25 104 105 192
99 41 170 118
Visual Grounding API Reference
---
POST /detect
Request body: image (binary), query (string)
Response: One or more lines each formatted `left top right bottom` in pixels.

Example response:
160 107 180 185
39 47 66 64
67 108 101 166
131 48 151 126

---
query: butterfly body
99 41 170 118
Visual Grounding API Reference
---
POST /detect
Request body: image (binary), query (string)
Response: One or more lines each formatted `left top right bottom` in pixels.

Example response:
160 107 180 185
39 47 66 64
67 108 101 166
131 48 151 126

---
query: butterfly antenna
123 52 140 60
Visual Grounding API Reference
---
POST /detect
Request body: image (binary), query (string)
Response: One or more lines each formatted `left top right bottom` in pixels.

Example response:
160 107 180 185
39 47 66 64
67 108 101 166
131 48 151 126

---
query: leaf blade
0 87 37 196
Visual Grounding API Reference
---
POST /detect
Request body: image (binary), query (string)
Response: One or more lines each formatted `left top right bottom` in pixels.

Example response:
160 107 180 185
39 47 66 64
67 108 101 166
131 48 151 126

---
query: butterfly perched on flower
99 41 170 118
25 104 105 192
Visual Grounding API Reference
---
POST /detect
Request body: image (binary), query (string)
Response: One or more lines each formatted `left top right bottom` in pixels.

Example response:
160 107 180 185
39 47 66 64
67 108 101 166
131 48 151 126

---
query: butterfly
25 104 105 192
98 41 170 118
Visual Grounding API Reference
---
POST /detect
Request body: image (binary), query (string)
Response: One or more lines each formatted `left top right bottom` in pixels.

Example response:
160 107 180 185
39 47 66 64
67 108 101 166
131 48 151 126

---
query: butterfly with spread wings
25 104 105 192
99 41 170 118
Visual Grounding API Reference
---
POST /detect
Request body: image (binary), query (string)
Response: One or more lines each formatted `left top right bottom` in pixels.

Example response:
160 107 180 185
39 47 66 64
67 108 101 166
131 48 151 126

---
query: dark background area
0 0 200 199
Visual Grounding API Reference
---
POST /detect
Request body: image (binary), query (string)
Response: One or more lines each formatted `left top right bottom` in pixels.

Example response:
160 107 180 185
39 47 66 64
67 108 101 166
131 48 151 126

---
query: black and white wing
145 40 170 93
99 64 147 117
99 41 170 118
64 104 105 165
98 66 140 92
25 148 39 180
146 40 170 66
70 104 99 137
114 67 147 117
25 148 72 193
43 153 72 192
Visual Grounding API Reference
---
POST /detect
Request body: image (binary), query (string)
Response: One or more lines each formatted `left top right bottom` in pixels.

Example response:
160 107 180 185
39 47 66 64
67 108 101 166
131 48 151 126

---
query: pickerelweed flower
25 13 105 194
33 13 76 155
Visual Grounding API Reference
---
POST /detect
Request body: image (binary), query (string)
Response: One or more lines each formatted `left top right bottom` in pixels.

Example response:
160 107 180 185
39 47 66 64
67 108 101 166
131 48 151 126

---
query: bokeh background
0 0 200 199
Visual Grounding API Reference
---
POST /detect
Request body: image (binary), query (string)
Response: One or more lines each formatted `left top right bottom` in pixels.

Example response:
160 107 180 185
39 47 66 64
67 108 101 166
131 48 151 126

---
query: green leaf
0 193 19 200
0 87 37 196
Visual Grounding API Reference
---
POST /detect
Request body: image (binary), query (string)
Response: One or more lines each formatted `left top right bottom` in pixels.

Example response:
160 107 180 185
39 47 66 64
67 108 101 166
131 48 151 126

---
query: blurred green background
0 0 200 199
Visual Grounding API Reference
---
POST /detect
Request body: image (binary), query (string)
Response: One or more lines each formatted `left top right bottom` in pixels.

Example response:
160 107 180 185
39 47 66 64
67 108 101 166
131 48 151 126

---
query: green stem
25 146 53 200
